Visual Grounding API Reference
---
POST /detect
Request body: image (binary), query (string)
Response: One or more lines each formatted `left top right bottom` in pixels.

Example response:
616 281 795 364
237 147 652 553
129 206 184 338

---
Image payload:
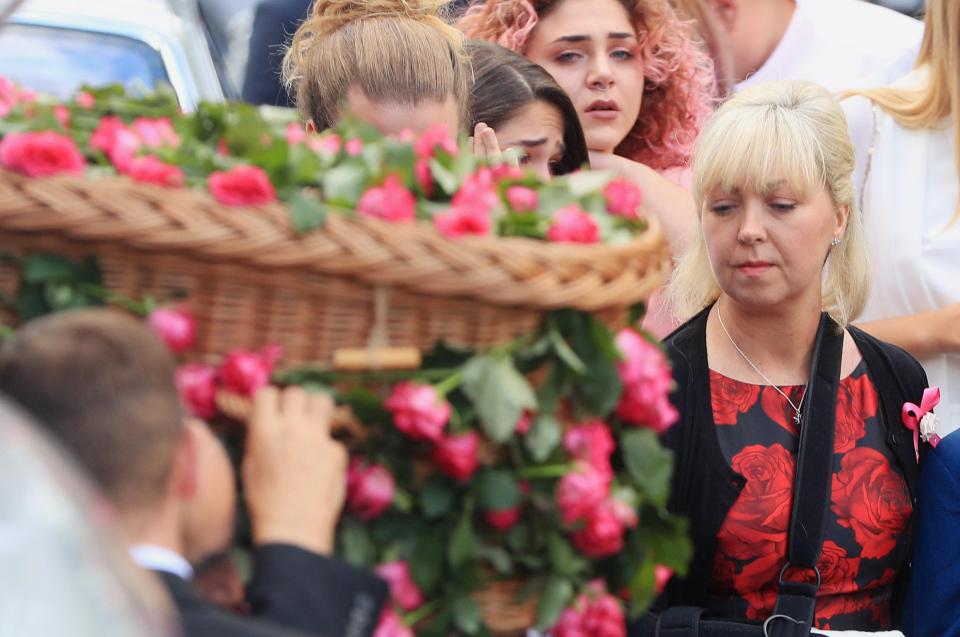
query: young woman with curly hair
459 0 716 252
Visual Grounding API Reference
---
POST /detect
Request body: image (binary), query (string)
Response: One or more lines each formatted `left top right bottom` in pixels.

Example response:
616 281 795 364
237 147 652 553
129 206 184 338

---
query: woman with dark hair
467 41 588 179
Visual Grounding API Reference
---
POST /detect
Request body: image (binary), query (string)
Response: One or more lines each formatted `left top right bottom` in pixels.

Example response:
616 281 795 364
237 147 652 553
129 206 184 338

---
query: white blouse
844 69 960 436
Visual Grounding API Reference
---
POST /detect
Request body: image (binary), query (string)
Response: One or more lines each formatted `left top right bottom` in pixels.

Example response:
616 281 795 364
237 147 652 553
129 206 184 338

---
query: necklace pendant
793 411 802 426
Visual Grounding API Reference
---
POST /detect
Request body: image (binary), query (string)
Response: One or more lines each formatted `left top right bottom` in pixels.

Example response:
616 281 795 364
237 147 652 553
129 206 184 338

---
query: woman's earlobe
305 119 317 134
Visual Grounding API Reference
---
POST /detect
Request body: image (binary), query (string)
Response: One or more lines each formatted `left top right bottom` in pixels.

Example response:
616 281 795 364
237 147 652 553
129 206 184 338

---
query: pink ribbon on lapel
902 387 941 462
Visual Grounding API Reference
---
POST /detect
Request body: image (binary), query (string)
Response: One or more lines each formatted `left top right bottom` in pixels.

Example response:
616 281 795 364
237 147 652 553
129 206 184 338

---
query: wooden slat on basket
0 171 671 366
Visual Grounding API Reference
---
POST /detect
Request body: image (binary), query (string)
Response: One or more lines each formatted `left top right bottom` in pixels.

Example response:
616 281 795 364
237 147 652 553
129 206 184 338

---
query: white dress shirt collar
130 544 195 580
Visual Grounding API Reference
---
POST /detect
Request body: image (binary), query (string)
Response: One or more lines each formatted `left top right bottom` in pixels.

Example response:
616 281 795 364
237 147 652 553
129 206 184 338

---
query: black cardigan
646 306 929 625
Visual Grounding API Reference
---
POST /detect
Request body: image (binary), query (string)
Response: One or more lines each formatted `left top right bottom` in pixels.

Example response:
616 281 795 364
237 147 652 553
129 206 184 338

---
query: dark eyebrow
505 137 548 148
550 32 636 44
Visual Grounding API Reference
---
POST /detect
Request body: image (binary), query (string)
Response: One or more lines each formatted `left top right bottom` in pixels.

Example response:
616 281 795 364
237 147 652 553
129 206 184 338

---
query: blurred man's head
703 0 796 84
0 309 234 558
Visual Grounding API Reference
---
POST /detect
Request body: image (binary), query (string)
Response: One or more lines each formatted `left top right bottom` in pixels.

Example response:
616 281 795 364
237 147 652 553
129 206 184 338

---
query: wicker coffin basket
0 170 671 367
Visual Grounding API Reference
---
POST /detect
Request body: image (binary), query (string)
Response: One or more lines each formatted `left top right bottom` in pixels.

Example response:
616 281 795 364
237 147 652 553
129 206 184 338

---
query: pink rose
373 608 413 637
347 459 396 520
603 179 643 219
53 105 70 129
90 116 141 171
546 205 600 244
126 155 185 187
344 138 363 156
655 564 674 595
208 165 277 206
131 117 180 148
452 169 499 213
570 502 626 558
318 134 341 156
285 122 307 145
375 560 423 610
219 345 282 397
515 411 533 435
414 158 433 196
580 589 626 637
75 91 95 109
506 186 538 213
385 382 451 441
357 175 416 223
414 122 457 158
556 465 610 525
614 328 678 432
0 77 20 117
563 421 616 480
174 363 218 420
0 131 85 177
431 431 480 482
433 204 492 238
147 306 196 354
553 607 589 637
608 498 638 529
489 163 525 182
485 507 521 531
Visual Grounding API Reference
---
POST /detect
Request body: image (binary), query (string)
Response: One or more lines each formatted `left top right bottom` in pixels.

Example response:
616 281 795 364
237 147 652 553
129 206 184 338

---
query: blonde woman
843 0 960 437
641 81 928 634
282 0 469 136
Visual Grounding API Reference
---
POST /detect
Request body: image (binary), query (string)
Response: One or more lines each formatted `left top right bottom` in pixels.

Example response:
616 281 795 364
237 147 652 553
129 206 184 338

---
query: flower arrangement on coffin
0 81 690 637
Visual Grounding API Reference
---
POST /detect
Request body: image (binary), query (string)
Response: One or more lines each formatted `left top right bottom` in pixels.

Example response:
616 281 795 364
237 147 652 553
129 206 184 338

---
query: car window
0 23 171 99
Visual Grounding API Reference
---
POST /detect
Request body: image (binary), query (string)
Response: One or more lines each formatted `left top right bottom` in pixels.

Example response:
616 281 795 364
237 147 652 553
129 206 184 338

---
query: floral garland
0 80 690 637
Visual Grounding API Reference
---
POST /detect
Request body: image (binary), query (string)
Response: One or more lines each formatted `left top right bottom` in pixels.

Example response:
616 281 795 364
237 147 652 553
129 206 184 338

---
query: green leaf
452 595 482 635
535 576 574 630
524 413 562 462
340 387 390 425
323 163 368 206
477 545 513 575
429 157 459 195
475 469 521 511
420 476 455 519
288 190 327 234
547 533 589 577
621 429 674 507
22 254 82 283
635 508 692 575
570 318 623 416
448 512 476 568
339 520 376 567
411 527 446 594
461 355 537 443
627 556 658 615
564 170 614 197
547 322 586 374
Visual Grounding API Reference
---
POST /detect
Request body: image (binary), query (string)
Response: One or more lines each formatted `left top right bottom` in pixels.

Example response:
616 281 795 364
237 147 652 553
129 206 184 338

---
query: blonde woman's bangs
692 104 827 210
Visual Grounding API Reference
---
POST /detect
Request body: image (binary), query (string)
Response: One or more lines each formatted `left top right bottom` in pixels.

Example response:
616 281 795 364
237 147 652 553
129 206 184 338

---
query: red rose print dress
707 361 912 631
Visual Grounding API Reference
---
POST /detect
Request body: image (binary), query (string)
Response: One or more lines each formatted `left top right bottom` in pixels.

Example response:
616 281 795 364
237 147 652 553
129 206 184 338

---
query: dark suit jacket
903 430 960 637
155 544 388 637
241 0 310 107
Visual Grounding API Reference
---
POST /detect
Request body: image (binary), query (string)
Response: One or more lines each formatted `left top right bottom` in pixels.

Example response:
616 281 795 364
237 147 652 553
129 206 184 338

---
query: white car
0 0 227 109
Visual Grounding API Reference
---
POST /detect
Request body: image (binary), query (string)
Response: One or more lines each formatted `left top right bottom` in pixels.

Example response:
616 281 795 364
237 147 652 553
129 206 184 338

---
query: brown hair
0 309 183 515
466 40 589 175
458 0 716 170
282 0 471 131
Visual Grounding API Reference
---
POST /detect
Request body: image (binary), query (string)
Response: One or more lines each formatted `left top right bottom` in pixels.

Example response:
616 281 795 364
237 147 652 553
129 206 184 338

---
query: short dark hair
466 40 589 176
0 309 183 513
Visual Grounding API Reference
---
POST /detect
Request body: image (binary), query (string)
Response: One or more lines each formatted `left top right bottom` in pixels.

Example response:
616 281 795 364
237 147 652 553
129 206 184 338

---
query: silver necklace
716 304 806 426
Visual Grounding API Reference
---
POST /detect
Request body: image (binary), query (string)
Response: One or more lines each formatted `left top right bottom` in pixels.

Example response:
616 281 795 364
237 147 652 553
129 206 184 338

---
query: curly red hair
459 0 716 171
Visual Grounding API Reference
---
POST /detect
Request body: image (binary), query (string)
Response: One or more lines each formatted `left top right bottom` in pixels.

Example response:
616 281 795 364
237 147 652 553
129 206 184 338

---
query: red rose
125 155 185 188
373 608 413 637
603 178 643 219
219 345 282 397
718 444 795 561
174 363 218 420
147 306 196 354
431 431 480 481
831 447 911 559
833 375 875 453
563 420 616 480
553 607 588 637
709 371 760 425
654 564 674 595
505 186 538 213
556 465 610 524
347 459 396 520
515 411 533 435
736 552 784 620
570 501 625 558
580 591 626 637
433 203 492 237
357 175 417 223
759 385 803 435
413 122 457 158
814 541 865 620
208 165 277 206
90 116 140 171
546 205 600 244
484 507 521 531
614 328 677 432
385 382 451 442
131 117 180 148
0 131 85 177
375 560 423 610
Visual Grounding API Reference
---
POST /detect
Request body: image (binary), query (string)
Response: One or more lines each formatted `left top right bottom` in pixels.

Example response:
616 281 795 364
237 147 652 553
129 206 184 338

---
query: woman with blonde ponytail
282 0 469 135
842 0 960 437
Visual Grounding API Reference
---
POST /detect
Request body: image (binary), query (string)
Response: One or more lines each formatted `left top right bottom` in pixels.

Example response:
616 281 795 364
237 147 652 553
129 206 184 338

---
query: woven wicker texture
0 171 671 365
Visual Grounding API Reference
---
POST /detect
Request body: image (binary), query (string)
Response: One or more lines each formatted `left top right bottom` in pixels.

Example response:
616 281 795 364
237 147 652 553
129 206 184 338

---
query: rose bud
603 178 643 219
485 507 521 532
375 560 424 611
219 346 281 397
556 465 610 525
385 382 451 442
570 501 625 558
431 431 480 482
546 205 600 244
174 363 218 420
347 459 396 521
654 564 674 595
147 306 196 354
373 608 414 637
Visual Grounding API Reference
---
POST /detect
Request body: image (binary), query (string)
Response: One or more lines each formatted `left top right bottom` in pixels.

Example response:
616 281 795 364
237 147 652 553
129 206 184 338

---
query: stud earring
831 237 841 247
